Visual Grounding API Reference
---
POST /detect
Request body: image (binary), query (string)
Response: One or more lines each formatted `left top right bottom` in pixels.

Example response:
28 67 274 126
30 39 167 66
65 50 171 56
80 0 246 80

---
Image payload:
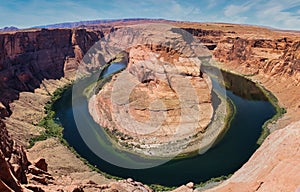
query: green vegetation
194 174 232 188
83 52 127 98
82 62 109 98
148 174 232 191
112 51 128 63
28 82 123 180
29 51 129 179
256 83 287 145
207 62 286 145
149 184 177 191
28 84 71 148
211 94 236 148
29 58 283 190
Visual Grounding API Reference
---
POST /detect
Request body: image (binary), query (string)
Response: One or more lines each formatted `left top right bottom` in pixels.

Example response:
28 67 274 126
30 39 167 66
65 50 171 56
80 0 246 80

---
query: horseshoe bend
87 25 226 158
0 19 299 192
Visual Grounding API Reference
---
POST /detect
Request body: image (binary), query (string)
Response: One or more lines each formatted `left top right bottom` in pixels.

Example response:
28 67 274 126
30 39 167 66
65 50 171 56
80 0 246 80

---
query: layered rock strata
0 119 28 192
88 24 219 157
207 120 300 192
0 28 103 119
0 21 299 192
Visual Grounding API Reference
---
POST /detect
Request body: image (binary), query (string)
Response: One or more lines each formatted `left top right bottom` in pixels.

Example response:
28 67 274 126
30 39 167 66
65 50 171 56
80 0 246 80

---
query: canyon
88 24 224 158
0 19 299 191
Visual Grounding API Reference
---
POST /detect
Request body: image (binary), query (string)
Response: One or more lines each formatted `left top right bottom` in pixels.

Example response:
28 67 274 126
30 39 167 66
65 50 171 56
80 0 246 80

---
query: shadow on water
53 65 276 186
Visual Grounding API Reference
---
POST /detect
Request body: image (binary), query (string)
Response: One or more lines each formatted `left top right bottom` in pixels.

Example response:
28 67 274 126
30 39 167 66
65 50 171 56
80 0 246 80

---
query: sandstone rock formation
0 119 55 192
0 21 299 192
0 28 103 119
0 119 29 191
206 120 300 192
88 24 216 157
210 27 300 130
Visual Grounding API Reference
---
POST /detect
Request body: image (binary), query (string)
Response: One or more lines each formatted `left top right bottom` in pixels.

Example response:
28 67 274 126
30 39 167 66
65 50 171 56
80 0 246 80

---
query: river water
53 64 276 186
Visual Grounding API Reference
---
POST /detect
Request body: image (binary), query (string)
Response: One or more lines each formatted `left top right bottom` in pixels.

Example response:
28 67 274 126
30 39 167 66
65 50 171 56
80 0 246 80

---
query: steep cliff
213 36 300 80
181 27 225 50
207 120 300 192
0 22 299 192
0 119 28 192
88 24 218 158
0 28 105 191
211 30 300 130
0 28 103 117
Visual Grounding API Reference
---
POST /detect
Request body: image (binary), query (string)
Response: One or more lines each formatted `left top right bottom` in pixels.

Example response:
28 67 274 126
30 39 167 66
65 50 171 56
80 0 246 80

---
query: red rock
206 121 300 192
89 24 214 158
34 159 47 172
0 28 103 118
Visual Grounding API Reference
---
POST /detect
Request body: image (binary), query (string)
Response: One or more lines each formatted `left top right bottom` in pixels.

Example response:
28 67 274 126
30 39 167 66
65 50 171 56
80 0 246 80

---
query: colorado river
53 65 276 186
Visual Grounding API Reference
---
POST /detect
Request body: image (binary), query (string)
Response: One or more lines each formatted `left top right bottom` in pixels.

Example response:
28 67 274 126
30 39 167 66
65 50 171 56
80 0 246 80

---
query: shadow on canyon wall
0 28 104 117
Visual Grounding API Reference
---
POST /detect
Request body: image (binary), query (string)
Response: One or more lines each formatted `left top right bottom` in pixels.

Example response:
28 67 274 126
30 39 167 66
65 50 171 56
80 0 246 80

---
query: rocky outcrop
182 28 225 50
213 36 300 81
0 21 300 192
198 24 300 192
264 40 300 81
0 119 58 192
88 24 217 157
0 119 29 190
0 28 107 191
0 28 103 117
100 179 153 192
206 120 300 192
211 31 300 129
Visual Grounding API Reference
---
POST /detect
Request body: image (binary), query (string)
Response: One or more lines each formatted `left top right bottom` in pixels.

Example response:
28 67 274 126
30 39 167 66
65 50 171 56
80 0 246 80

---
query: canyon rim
0 19 299 192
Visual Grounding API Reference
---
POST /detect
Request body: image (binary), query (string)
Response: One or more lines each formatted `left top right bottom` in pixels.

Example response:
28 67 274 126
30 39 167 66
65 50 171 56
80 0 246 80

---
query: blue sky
1 0 300 30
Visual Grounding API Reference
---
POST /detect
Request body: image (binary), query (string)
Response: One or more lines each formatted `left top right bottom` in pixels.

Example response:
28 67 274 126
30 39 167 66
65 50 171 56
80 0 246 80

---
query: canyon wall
0 119 28 192
89 25 216 158
0 28 104 191
211 32 300 130
0 23 299 191
213 36 300 81
0 28 103 117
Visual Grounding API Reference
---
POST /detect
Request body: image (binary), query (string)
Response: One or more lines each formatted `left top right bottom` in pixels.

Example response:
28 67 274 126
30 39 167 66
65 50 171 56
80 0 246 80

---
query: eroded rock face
206 120 300 192
0 119 28 191
0 29 103 117
88 24 214 157
213 36 300 82
0 21 299 192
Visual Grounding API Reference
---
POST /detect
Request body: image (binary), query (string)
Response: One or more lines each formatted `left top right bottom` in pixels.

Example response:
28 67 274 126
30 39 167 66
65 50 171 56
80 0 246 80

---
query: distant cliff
213 36 300 82
0 26 19 32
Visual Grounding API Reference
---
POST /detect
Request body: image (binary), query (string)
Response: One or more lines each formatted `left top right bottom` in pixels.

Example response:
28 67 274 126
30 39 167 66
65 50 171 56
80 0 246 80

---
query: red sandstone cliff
213 36 300 81
0 119 28 191
0 28 104 191
89 25 215 157
0 28 103 117
0 22 299 192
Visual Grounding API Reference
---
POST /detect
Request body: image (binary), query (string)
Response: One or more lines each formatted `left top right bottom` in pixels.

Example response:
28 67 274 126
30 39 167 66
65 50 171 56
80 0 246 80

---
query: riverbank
203 62 285 145
213 60 298 131
3 77 115 190
1 21 299 192
204 60 300 191
3 62 281 191
88 86 234 159
28 72 236 191
50 62 278 188
86 56 234 159
209 61 287 143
